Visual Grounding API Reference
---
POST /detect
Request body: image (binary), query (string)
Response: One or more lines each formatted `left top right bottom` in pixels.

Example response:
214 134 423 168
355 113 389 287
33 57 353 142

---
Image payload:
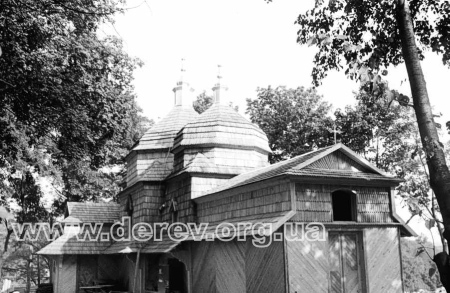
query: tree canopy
0 0 151 281
285 0 450 288
246 86 334 163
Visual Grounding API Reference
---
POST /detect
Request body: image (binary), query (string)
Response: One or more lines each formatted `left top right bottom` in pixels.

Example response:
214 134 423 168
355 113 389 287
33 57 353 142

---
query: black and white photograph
1 0 450 292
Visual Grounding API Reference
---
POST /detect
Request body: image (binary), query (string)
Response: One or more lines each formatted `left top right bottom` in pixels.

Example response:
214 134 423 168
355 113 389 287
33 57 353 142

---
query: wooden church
39 75 415 293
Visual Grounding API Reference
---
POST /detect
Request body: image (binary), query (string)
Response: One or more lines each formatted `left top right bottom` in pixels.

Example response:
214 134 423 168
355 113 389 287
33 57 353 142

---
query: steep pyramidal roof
133 106 198 151
173 103 271 153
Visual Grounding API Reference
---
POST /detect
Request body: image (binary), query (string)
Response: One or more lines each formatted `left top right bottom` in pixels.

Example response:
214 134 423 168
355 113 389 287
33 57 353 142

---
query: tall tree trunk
396 0 450 289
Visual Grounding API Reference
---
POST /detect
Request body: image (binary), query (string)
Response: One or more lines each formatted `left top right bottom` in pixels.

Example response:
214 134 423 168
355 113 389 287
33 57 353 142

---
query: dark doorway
168 258 186 293
332 190 356 221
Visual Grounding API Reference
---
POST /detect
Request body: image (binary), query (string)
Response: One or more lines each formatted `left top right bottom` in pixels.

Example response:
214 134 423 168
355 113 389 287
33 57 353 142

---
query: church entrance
145 255 187 293
168 258 187 293
328 232 366 293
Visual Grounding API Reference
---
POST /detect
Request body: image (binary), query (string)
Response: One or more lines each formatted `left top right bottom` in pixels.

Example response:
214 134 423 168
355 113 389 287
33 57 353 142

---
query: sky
102 0 450 237
103 0 450 127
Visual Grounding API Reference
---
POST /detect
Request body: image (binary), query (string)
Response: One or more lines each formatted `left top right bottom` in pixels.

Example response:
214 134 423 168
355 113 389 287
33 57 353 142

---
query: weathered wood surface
292 184 394 223
192 241 217 293
308 150 369 172
364 227 403 293
58 256 77 293
190 238 285 293
246 238 285 293
286 225 329 293
216 241 246 293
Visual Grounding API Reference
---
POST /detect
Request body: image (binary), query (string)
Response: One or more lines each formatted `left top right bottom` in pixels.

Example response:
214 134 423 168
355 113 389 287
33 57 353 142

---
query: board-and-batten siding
365 227 403 293
191 239 285 293
291 183 394 223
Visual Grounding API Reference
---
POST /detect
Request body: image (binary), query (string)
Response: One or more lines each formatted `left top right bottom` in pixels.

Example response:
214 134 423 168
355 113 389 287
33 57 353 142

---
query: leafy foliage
293 0 450 86
402 238 442 291
193 91 239 114
335 88 417 171
246 86 334 163
0 0 151 211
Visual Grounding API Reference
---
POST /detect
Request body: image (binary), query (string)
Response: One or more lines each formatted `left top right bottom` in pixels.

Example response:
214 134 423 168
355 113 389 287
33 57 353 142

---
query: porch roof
37 235 111 255
63 202 121 224
37 234 180 255
102 236 180 254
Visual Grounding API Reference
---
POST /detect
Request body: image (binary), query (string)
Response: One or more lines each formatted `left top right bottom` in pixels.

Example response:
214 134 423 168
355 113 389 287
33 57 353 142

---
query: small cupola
173 58 194 107
211 65 228 104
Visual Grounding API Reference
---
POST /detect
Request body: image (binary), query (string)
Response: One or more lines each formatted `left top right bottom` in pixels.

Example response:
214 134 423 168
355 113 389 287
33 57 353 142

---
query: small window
332 190 356 221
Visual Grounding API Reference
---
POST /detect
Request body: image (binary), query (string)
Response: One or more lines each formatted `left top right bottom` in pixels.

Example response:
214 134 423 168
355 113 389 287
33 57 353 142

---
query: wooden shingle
64 202 121 223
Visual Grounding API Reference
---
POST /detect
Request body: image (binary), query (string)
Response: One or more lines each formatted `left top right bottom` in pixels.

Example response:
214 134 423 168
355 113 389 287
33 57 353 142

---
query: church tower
120 67 199 223
162 67 271 222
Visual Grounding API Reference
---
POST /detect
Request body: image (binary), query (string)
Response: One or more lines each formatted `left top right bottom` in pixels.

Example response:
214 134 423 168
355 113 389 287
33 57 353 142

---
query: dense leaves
0 0 151 281
193 91 239 114
246 86 334 162
287 0 450 288
402 238 442 291
292 0 450 86
335 88 417 171
0 0 149 210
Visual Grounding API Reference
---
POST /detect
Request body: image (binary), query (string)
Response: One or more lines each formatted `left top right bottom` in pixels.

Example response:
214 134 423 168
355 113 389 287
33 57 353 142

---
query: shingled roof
63 202 121 223
37 234 180 255
167 153 255 179
172 103 271 153
133 106 198 151
202 143 400 196
37 234 112 255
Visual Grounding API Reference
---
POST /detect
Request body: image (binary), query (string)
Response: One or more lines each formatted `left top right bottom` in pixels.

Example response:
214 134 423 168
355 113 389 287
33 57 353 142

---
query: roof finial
217 64 222 83
212 64 227 104
180 58 186 83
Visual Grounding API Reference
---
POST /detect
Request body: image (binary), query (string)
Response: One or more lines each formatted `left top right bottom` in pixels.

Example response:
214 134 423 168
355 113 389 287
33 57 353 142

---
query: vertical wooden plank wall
192 241 217 293
58 255 77 293
364 227 403 293
190 239 285 293
286 225 329 293
246 238 286 293
216 241 246 293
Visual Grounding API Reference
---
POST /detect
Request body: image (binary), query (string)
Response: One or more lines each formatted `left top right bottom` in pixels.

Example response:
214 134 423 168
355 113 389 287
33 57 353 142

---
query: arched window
331 189 357 221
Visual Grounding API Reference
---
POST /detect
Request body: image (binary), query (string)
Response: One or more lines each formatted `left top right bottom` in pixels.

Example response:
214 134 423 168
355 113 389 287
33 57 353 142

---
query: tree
0 0 149 280
335 88 418 171
284 0 450 287
246 86 334 163
336 89 450 282
193 91 239 114
402 238 442 291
